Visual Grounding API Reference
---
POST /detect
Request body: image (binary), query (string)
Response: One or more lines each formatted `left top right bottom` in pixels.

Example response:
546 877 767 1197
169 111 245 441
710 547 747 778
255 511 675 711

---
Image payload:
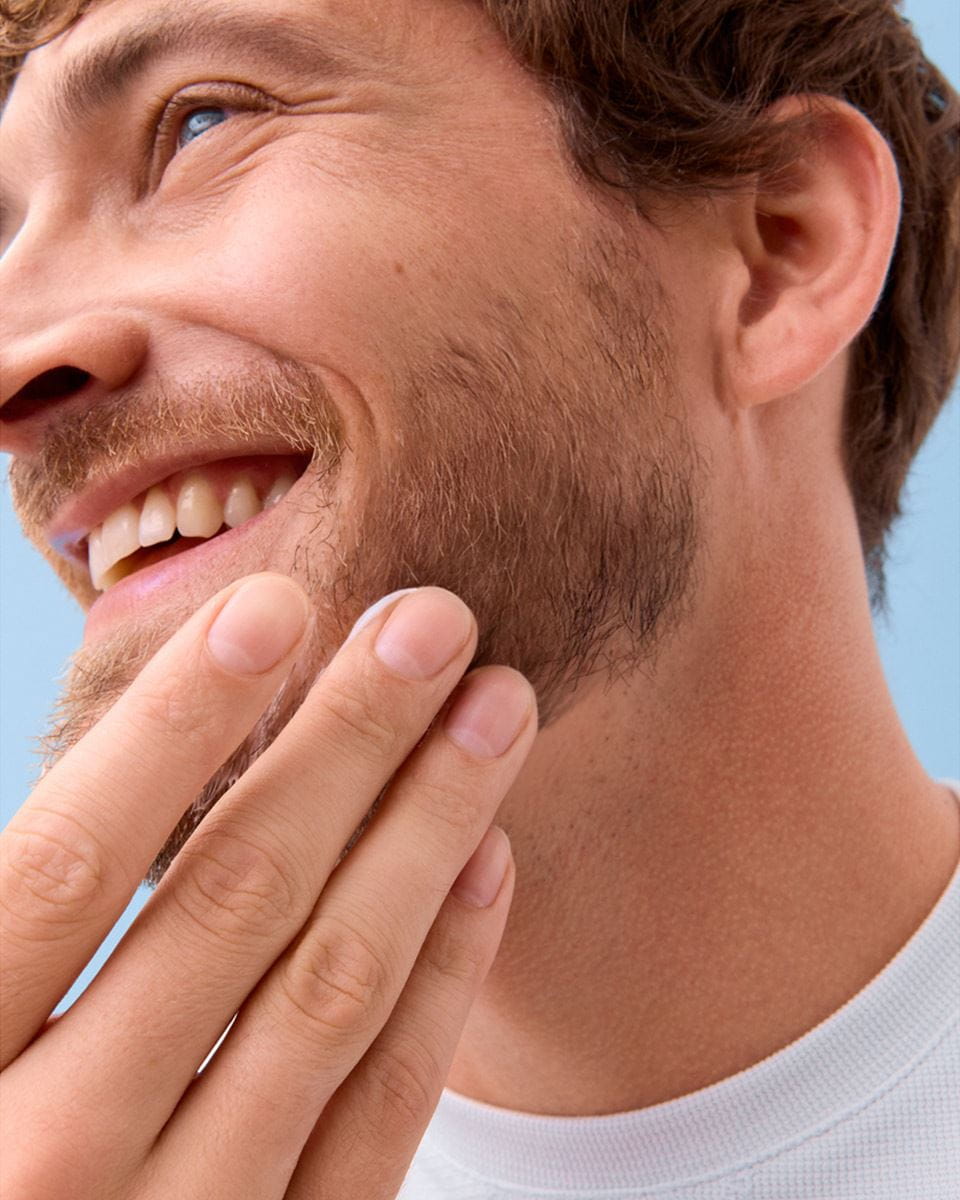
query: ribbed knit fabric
399 782 960 1199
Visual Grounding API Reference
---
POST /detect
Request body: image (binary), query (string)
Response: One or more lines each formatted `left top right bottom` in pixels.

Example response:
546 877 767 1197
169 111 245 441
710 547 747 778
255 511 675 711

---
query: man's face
0 0 701 877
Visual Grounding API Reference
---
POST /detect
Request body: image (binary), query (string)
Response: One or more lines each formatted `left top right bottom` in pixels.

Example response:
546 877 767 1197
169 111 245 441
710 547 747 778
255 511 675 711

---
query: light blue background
1 0 958 1013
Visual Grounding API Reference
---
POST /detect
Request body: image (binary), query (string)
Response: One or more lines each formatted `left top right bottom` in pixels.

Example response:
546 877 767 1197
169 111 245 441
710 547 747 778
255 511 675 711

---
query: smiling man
1 0 959 1197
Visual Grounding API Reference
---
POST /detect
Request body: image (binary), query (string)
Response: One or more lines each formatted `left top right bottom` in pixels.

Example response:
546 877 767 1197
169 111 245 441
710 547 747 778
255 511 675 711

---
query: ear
720 95 902 409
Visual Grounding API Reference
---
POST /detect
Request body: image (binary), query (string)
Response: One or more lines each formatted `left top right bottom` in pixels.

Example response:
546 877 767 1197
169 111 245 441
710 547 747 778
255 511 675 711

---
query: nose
0 312 149 455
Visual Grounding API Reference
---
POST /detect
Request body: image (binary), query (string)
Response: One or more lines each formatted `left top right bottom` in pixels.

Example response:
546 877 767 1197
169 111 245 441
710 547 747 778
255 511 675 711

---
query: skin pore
1 0 958 1118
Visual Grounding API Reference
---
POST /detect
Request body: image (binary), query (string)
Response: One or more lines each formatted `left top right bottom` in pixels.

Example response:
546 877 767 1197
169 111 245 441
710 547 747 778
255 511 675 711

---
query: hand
0 577 536 1199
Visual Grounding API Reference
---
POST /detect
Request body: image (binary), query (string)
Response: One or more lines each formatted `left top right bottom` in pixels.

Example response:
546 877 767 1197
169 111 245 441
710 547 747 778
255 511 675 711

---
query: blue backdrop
1 0 958 1011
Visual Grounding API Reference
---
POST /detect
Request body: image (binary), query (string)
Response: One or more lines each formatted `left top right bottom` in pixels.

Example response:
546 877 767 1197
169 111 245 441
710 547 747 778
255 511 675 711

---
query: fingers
0 573 312 1068
287 830 515 1200
146 666 535 1195
284 828 515 1200
23 588 483 1134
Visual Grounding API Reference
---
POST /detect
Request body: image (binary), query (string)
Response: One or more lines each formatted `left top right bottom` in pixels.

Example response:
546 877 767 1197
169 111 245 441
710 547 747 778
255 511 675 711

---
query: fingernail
346 589 420 643
374 588 474 680
452 826 512 907
206 575 310 675
444 671 533 758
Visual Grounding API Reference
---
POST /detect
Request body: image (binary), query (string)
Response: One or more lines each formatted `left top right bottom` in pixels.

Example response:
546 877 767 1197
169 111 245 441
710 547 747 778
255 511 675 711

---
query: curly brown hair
2 0 959 606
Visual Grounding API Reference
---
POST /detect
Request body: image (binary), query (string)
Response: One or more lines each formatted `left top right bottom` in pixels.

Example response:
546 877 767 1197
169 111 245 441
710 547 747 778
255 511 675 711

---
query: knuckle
405 770 482 837
279 916 389 1038
315 677 403 762
420 916 491 989
368 1040 441 1132
1 811 112 927
173 828 297 945
133 680 222 756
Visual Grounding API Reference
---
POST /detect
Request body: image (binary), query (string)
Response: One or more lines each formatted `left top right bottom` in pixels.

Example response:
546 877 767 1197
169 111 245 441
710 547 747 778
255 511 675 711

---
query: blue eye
177 107 229 151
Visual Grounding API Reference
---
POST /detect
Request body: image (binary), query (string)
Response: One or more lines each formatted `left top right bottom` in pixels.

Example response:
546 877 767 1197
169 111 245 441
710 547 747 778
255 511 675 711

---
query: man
0 0 957 1195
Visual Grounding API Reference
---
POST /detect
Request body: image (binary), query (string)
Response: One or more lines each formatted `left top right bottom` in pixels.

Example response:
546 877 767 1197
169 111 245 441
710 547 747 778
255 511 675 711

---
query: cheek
160 182 424 376
149 168 481 399
137 118 579 406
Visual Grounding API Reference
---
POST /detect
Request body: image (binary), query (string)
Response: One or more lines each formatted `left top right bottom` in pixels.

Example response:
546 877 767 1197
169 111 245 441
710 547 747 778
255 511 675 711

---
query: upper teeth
88 466 298 592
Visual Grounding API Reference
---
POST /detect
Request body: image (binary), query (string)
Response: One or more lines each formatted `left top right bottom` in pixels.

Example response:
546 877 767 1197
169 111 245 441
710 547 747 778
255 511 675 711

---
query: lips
87 457 306 591
75 453 321 648
50 452 311 592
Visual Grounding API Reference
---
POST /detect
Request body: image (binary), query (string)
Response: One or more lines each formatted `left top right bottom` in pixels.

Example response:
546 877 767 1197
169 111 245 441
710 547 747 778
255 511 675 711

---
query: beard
10 223 702 887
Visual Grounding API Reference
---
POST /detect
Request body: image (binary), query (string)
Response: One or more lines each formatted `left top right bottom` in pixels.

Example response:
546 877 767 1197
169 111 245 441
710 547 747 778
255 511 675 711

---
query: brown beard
11 226 702 887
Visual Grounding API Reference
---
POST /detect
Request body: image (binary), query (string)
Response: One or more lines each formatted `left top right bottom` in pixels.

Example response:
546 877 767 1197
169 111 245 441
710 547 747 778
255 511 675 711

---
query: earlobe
727 95 902 409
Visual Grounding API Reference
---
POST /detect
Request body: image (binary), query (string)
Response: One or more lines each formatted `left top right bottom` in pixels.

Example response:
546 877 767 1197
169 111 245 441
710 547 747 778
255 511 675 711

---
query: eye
176 106 230 152
149 83 272 173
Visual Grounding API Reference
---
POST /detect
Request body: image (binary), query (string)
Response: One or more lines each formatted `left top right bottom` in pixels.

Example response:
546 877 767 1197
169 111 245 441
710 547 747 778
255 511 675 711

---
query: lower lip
82 476 309 644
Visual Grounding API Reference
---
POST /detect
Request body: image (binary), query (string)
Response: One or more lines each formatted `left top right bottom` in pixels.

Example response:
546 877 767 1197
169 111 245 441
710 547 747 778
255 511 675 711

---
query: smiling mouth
81 454 310 591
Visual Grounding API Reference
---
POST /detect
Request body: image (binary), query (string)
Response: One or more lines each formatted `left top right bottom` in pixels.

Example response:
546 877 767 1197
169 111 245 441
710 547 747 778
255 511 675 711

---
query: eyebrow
51 7 367 127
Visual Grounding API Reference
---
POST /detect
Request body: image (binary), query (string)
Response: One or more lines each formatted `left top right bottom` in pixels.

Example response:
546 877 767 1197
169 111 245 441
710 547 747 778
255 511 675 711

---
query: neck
446 509 960 1116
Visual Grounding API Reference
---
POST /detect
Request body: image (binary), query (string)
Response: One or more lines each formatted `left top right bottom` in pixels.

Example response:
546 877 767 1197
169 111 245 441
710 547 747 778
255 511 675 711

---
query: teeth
88 527 106 591
263 471 297 510
224 476 262 528
139 486 176 547
100 502 140 574
89 505 140 592
85 462 299 593
176 474 224 538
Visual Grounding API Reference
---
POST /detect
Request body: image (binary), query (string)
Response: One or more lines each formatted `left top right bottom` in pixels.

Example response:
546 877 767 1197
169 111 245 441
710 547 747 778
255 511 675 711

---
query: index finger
0 572 312 1067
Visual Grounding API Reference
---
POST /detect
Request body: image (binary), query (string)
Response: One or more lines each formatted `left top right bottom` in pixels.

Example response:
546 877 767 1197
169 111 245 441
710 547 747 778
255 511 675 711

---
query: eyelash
152 82 272 160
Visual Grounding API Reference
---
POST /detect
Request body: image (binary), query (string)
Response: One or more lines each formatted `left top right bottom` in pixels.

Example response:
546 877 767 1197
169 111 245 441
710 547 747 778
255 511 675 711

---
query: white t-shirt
400 782 960 1200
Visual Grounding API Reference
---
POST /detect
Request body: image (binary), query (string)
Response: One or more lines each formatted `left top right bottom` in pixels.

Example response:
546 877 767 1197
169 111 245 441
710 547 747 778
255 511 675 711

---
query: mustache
7 357 346 534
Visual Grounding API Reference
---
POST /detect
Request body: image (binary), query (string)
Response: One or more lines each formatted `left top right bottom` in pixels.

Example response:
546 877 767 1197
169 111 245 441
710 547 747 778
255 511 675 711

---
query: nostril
2 365 92 423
